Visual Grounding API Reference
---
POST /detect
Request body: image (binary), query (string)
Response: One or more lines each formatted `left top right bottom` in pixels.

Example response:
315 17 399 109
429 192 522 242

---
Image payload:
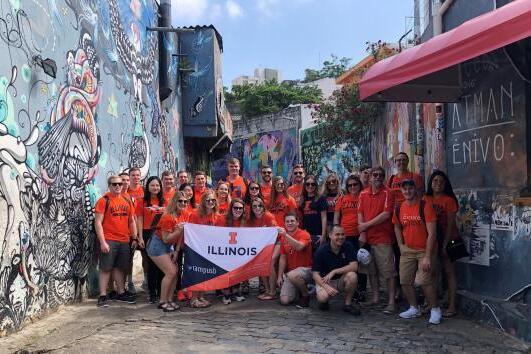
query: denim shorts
146 235 173 257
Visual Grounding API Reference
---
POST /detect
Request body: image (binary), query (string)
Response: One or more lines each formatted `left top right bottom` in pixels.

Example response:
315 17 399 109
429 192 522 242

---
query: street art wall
0 0 184 335
301 122 369 184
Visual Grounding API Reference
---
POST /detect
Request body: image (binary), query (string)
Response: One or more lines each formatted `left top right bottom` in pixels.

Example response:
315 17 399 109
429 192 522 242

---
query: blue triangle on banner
182 246 229 288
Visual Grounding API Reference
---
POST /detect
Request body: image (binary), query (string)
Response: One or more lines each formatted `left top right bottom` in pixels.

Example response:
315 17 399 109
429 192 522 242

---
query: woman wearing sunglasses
247 197 278 298
243 181 264 216
188 190 221 308
216 181 231 216
136 176 165 304
321 173 343 239
299 175 328 252
148 191 190 312
216 198 247 304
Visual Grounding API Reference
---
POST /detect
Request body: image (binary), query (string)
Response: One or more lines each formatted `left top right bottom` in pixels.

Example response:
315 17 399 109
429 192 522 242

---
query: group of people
94 153 460 324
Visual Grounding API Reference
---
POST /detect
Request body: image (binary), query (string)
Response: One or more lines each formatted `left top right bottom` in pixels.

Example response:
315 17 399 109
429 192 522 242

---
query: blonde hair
166 191 188 217
198 190 218 217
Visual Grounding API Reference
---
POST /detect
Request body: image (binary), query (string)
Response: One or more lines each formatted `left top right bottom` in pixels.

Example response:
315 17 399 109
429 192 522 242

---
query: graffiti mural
0 0 184 335
301 122 368 184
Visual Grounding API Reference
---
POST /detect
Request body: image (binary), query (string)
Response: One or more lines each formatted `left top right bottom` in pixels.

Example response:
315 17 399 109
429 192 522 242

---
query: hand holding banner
182 224 278 291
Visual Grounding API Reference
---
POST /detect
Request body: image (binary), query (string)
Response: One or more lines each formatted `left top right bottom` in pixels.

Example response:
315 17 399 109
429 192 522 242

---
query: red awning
359 0 531 102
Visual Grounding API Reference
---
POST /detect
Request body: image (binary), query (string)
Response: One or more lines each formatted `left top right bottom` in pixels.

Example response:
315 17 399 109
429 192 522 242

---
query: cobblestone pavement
1 291 529 354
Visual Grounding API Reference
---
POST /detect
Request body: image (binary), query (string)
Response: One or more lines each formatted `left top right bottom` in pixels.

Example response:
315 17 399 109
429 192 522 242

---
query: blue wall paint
0 0 184 334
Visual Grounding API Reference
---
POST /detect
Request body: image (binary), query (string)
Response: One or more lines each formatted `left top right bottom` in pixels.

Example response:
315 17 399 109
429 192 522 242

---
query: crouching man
277 212 313 308
312 225 360 315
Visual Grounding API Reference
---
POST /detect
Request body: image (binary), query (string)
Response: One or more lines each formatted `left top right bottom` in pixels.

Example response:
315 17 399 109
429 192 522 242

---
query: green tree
226 80 322 118
303 54 352 82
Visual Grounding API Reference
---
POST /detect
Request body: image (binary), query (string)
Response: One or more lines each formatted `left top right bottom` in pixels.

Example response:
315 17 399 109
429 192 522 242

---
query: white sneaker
429 307 442 325
222 296 232 305
399 306 421 319
235 295 246 302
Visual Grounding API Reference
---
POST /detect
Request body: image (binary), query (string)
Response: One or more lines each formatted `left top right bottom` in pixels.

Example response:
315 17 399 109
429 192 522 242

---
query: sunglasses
372 173 385 177
110 182 123 186
232 206 244 211
347 183 360 187
252 204 264 209
206 199 217 203
326 180 338 185
262 171 272 174
293 171 304 175
178 199 189 204
305 182 317 187
250 186 260 191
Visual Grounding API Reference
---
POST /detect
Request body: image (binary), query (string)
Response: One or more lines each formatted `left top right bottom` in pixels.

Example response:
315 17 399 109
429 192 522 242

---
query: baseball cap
357 248 371 266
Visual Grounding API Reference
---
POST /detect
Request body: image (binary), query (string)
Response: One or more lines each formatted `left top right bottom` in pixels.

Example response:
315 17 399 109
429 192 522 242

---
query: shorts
147 235 173 257
99 240 131 272
280 267 312 301
399 244 436 286
365 244 396 281
315 273 355 294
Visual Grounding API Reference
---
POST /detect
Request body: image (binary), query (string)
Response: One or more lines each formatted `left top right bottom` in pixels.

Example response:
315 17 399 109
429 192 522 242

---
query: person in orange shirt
188 191 220 307
216 181 231 216
287 164 305 205
247 197 277 297
425 170 459 318
149 191 190 312
393 179 441 325
260 165 273 207
94 175 137 308
277 212 312 308
269 176 298 227
161 170 176 205
136 176 165 304
179 183 196 211
215 198 246 304
193 171 209 206
226 157 248 199
128 167 144 202
358 166 397 313
243 181 263 216
334 175 366 301
388 152 424 207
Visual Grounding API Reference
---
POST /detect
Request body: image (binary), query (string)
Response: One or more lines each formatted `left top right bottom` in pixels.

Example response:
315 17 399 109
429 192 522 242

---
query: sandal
257 293 278 301
169 301 181 310
190 299 208 308
160 303 177 312
443 309 457 318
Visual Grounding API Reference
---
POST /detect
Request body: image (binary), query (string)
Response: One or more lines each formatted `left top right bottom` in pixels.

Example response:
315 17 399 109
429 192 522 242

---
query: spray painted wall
0 0 184 335
300 122 369 184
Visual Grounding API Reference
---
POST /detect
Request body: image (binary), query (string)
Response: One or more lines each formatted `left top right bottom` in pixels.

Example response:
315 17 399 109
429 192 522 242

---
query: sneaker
399 306 421 319
296 296 310 309
108 290 117 301
127 282 137 294
97 295 109 308
307 283 316 295
148 294 157 304
343 303 361 316
383 303 397 314
116 291 136 304
318 301 330 311
222 295 232 305
234 295 246 302
429 307 442 325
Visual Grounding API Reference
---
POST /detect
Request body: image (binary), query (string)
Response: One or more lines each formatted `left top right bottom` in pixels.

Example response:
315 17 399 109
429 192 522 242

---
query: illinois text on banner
182 224 278 291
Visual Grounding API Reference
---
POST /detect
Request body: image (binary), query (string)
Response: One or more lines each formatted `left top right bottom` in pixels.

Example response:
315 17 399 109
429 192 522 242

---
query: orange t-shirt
287 184 304 205
215 217 243 227
156 211 190 244
392 199 437 250
388 172 424 207
189 210 220 226
163 188 175 206
95 193 134 243
218 200 230 216
280 228 312 271
227 175 247 199
270 194 298 227
260 183 272 207
135 196 165 230
358 187 394 245
127 185 144 203
247 211 277 227
424 195 459 241
335 194 360 237
194 186 208 205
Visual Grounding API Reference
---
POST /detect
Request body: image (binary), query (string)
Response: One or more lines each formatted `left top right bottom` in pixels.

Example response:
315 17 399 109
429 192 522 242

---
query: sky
171 0 414 86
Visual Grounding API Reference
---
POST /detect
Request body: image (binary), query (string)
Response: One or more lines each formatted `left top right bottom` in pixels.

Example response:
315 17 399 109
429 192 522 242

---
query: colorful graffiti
300 123 368 184
0 0 183 335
